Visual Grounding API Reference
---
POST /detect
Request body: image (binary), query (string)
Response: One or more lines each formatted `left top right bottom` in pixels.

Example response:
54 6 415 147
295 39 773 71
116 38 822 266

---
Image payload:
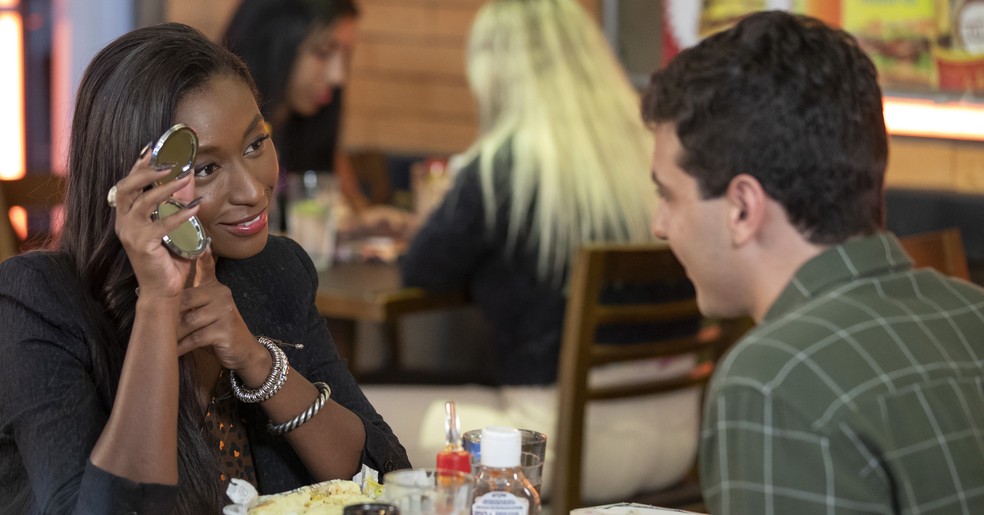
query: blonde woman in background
366 0 701 502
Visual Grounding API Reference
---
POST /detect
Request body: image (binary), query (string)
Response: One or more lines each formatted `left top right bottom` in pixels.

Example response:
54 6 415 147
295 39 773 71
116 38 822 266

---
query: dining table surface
315 260 467 378
316 260 466 322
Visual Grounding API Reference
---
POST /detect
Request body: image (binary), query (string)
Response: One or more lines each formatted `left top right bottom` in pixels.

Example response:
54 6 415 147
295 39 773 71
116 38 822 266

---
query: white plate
572 502 706 515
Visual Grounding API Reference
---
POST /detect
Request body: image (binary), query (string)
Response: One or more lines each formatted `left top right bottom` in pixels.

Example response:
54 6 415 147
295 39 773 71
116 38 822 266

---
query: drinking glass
286 170 338 270
381 468 473 515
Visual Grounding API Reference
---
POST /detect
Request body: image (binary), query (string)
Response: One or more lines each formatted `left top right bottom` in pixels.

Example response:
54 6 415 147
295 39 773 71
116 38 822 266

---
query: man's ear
726 173 767 246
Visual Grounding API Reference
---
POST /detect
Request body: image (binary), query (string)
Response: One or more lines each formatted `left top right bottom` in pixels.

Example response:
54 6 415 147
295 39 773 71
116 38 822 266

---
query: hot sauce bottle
436 401 472 474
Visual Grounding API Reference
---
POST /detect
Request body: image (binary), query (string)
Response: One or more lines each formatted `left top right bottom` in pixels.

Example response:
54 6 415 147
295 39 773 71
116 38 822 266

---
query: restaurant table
316 261 467 379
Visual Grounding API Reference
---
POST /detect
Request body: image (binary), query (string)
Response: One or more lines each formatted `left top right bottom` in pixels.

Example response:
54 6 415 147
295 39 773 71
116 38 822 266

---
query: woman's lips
223 212 268 236
315 90 333 107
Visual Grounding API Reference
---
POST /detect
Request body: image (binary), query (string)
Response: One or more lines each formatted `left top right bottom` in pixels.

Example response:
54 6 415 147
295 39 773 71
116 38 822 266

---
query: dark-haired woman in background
224 0 369 213
0 22 408 514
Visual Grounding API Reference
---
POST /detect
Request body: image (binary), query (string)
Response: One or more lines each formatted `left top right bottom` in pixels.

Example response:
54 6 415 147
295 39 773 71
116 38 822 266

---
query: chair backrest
897 228 970 280
551 243 731 515
0 174 66 262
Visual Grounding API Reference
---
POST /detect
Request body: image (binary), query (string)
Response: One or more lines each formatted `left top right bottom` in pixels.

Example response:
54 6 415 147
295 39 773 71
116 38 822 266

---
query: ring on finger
107 185 118 208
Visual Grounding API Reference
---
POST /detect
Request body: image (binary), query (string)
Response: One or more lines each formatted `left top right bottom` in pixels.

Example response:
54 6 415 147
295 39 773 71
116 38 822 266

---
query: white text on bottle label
472 491 530 515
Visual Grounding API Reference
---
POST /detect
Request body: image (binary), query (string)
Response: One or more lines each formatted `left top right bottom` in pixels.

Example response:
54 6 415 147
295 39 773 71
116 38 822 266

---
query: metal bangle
266 381 332 436
230 336 290 404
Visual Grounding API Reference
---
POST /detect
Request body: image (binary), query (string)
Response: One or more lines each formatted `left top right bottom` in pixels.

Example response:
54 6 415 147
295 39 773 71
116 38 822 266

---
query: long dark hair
59 22 257 513
223 0 359 171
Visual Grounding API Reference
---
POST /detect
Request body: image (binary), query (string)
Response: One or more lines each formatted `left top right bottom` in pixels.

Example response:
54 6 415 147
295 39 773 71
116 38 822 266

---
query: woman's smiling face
172 74 278 260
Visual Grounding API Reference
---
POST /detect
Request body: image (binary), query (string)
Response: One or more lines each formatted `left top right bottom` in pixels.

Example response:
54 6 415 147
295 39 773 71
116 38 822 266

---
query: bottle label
472 491 529 515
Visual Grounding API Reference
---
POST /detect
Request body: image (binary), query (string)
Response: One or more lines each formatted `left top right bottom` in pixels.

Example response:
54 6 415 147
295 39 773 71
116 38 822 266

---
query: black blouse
0 235 410 514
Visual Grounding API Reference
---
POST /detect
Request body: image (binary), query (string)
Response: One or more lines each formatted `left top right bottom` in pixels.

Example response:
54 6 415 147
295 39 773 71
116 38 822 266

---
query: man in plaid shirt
642 10 984 514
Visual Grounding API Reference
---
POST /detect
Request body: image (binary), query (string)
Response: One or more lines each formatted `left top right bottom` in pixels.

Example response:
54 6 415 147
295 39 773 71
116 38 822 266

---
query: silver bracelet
267 381 332 436
230 336 290 404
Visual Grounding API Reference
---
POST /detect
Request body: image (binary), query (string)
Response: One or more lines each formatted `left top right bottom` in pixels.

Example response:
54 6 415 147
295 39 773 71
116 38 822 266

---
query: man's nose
651 207 668 240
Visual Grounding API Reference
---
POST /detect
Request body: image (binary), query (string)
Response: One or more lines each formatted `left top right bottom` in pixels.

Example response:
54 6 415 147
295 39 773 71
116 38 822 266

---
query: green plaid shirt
700 233 984 514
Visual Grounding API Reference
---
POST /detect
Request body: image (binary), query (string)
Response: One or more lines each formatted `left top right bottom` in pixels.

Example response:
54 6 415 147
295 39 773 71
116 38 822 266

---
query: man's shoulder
751 265 984 358
717 269 984 420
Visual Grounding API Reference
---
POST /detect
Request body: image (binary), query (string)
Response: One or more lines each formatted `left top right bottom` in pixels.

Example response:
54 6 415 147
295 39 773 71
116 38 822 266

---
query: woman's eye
309 43 338 61
194 163 219 178
245 134 271 156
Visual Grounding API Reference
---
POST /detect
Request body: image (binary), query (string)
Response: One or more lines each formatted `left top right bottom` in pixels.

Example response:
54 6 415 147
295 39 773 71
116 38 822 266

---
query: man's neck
745 217 829 323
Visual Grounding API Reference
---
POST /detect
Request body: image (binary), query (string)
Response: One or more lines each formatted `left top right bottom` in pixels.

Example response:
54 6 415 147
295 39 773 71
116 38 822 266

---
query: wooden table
316 261 466 377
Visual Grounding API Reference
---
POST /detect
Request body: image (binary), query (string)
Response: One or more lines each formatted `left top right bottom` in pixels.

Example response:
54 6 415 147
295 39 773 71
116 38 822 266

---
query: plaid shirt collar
763 232 913 324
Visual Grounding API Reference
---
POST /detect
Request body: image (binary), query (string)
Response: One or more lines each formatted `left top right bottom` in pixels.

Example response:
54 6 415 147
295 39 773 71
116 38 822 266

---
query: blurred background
2 0 984 273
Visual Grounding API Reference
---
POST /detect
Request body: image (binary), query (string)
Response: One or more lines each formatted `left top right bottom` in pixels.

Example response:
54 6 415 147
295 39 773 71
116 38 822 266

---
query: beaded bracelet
230 336 290 404
267 381 332 436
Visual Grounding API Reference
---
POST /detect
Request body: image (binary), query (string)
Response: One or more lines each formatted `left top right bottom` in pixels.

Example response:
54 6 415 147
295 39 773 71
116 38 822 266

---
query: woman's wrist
235 337 276 388
134 294 181 322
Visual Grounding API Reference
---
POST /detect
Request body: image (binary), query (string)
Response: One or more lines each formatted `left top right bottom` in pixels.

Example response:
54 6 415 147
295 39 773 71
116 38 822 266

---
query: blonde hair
462 0 655 283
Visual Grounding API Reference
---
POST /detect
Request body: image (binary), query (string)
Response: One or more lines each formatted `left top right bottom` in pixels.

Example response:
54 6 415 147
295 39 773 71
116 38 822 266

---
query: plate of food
224 466 384 515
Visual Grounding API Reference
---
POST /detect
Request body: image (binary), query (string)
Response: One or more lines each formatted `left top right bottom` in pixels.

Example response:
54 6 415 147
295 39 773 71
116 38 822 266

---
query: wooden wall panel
358 2 477 44
165 0 238 40
887 137 984 194
347 1 477 154
953 143 984 193
886 137 958 191
352 40 468 80
346 116 477 155
347 77 476 120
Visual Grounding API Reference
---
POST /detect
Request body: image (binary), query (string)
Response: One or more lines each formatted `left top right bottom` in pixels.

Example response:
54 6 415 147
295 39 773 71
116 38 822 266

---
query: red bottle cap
437 450 472 474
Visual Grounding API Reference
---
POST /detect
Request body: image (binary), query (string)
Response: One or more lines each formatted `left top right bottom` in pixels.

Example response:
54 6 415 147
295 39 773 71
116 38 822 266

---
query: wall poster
663 0 984 96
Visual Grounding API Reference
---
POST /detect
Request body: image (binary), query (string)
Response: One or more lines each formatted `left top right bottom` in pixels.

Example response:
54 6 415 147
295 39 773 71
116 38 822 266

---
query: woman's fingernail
176 169 192 180
139 141 153 158
186 197 203 209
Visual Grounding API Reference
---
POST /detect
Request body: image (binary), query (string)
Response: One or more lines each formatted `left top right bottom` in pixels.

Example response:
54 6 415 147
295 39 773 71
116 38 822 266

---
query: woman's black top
0 235 410 514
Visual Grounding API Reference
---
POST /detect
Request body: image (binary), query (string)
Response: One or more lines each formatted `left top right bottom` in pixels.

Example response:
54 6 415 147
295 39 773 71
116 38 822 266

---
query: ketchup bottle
436 401 471 474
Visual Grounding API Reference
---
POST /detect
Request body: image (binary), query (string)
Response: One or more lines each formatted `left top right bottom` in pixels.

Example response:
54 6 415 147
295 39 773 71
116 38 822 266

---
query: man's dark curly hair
643 10 887 244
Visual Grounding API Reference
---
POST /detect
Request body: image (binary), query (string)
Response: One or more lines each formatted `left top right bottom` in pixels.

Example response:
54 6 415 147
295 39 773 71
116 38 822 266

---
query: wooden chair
0 174 66 262
897 228 970 280
551 243 742 515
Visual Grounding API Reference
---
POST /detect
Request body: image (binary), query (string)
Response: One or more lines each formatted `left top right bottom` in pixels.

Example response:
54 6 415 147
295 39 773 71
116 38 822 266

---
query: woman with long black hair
0 22 409 514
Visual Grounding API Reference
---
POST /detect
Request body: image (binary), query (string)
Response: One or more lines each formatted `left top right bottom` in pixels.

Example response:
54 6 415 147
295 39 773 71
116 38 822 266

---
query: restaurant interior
2 0 983 513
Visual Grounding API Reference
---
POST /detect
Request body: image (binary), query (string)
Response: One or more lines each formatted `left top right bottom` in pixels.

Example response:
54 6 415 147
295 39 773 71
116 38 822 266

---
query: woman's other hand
176 247 268 374
358 205 416 237
114 150 200 299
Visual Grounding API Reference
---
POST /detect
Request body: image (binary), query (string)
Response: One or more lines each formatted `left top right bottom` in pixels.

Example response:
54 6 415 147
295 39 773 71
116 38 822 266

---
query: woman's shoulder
221 235 312 272
261 234 309 264
0 251 78 299
217 235 319 336
0 251 89 348
265 234 316 277
218 235 317 294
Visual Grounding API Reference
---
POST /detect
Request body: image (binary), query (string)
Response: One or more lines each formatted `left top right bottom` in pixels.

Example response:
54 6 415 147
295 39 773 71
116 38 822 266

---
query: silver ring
107 185 118 208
